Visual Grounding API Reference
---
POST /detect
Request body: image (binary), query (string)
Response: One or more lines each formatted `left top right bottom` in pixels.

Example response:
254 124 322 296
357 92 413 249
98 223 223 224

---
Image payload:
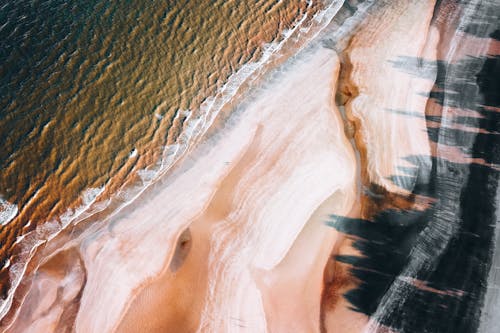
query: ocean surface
0 0 322 287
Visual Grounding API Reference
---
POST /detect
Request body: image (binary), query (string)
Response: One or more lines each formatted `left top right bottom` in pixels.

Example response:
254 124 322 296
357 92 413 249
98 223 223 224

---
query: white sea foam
137 169 157 184
55 187 106 229
81 187 105 207
13 234 25 245
129 148 138 158
0 199 18 227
